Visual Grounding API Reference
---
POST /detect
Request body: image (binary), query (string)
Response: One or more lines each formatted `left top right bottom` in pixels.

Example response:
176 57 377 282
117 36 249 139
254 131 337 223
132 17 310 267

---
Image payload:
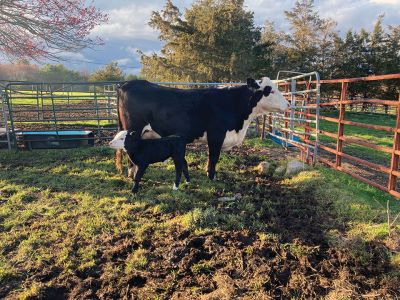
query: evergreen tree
140 0 270 82
283 0 337 77
90 62 125 82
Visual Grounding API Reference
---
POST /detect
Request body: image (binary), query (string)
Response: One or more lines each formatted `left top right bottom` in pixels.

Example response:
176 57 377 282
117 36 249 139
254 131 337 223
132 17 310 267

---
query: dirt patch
32 180 398 298
0 144 398 299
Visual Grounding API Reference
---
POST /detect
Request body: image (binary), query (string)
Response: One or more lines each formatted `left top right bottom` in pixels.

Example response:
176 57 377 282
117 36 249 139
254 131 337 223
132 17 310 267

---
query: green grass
7 91 112 106
0 140 399 297
318 110 396 164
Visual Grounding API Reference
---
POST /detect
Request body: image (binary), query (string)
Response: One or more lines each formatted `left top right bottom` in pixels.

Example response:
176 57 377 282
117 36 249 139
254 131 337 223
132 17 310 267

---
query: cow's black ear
247 78 260 89
263 86 272 97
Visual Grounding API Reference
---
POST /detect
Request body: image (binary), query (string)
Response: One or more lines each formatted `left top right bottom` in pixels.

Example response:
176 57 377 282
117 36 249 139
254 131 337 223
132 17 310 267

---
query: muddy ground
1 143 398 299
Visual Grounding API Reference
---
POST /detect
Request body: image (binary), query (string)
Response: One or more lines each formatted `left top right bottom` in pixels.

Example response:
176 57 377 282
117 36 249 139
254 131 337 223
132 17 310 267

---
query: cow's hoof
131 188 138 194
172 183 179 191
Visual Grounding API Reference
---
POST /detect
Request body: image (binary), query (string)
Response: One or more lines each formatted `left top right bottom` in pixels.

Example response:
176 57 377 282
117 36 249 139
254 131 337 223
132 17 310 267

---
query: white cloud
370 0 399 4
114 58 131 65
91 3 160 40
125 46 160 58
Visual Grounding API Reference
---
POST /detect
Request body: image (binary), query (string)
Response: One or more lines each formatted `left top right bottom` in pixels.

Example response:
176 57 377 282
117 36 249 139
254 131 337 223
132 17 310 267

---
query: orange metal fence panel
270 73 400 199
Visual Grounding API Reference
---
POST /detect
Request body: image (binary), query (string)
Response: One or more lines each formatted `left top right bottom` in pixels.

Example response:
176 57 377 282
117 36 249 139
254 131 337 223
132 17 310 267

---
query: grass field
5 91 113 106
318 110 395 164
0 138 399 298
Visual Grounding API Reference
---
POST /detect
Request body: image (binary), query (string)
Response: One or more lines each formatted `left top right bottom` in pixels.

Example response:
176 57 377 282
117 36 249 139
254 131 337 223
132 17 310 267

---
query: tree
90 62 125 82
0 61 40 81
283 0 337 77
141 0 270 82
39 64 86 82
0 0 108 61
125 74 140 81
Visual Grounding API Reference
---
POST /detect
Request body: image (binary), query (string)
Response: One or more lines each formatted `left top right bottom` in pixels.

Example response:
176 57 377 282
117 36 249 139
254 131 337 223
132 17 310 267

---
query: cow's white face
255 77 289 113
109 130 127 149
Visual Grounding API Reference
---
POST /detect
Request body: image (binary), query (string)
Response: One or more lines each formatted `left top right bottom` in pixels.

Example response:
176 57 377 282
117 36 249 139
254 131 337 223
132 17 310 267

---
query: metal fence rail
264 71 321 164
4 81 121 148
0 89 11 150
264 73 400 199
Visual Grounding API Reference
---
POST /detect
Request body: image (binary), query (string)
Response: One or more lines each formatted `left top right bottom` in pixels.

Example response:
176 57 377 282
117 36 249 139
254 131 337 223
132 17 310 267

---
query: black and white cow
115 77 288 180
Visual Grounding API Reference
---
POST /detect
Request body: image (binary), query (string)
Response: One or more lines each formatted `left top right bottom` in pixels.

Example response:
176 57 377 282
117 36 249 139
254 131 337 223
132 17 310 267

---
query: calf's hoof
207 173 217 181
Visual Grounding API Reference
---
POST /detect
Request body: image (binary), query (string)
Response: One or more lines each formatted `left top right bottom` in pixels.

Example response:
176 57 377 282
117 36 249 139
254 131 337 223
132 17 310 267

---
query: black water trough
17 130 94 149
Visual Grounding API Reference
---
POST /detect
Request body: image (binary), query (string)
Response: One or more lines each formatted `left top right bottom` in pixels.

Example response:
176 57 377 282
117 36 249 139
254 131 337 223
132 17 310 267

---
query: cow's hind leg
131 164 148 193
183 159 190 183
172 159 184 190
207 136 224 180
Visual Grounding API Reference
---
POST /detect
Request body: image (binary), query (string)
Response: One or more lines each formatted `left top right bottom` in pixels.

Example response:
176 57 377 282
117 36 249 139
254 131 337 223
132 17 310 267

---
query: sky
58 0 400 75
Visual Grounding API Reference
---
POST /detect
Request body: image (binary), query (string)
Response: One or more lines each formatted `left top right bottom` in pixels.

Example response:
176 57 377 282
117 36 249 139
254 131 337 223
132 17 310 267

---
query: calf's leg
128 161 137 179
131 164 148 193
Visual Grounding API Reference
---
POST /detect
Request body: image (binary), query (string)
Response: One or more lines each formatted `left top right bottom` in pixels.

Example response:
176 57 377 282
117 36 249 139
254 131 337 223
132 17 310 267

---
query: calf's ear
263 86 272 97
247 78 260 89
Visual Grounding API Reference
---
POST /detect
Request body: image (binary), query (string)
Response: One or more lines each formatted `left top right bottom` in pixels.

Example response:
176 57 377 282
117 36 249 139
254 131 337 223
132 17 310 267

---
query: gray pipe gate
1 74 321 164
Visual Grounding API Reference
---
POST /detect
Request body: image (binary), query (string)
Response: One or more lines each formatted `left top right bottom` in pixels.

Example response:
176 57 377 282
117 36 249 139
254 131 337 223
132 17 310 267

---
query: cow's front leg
207 136 224 180
172 159 184 190
131 164 148 193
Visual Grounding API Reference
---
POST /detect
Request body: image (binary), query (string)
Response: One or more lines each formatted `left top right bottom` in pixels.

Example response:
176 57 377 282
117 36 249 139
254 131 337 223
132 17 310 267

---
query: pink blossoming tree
0 0 108 60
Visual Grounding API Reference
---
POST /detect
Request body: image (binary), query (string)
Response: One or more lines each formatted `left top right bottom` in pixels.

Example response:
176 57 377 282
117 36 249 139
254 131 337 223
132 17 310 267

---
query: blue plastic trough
269 131 301 147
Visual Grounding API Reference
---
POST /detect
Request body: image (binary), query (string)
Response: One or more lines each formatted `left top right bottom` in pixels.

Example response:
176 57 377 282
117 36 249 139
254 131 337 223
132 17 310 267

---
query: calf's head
109 130 141 152
109 130 128 150
247 77 289 113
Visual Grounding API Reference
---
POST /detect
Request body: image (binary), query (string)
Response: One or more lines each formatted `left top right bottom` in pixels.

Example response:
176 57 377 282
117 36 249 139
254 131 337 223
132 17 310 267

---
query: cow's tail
115 83 124 174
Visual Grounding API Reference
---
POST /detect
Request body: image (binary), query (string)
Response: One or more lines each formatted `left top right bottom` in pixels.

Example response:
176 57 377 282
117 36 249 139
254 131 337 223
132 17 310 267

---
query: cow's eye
120 138 123 140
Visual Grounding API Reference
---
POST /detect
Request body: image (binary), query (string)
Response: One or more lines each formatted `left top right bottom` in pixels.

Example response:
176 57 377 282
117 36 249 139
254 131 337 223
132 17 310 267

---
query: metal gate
0 87 11 150
4 81 119 149
267 71 321 164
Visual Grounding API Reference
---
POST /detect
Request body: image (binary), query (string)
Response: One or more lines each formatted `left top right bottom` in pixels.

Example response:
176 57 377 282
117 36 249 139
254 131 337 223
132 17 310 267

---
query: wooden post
335 82 348 167
255 117 260 136
388 94 400 192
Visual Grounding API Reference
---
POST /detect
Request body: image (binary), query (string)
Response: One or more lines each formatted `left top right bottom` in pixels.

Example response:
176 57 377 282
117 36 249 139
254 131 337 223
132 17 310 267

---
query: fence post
335 82 348 167
261 115 266 139
388 94 400 193
304 81 312 163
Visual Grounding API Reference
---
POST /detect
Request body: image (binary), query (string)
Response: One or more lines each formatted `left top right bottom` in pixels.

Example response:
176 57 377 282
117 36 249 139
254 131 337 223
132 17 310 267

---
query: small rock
257 161 271 175
273 165 286 178
285 160 305 176
218 193 242 202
